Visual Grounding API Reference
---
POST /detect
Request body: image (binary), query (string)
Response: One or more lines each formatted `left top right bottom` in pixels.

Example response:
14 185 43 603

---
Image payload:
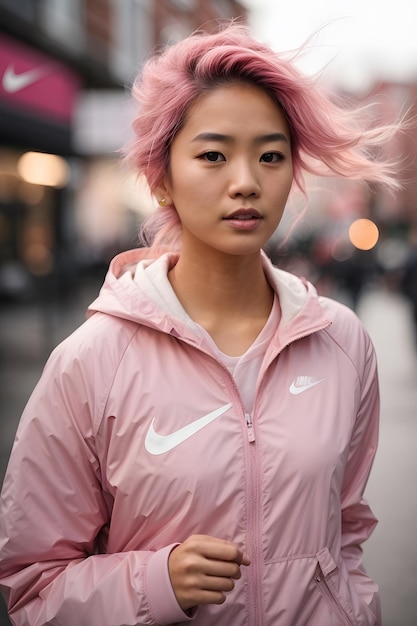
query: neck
168 248 273 322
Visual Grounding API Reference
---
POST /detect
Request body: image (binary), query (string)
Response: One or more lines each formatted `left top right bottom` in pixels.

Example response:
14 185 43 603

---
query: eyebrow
191 132 289 144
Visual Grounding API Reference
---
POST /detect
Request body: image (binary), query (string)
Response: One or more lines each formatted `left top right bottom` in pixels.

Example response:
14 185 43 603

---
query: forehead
179 82 290 139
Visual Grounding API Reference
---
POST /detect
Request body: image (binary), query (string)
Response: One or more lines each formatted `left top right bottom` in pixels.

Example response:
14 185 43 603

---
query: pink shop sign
0 33 81 123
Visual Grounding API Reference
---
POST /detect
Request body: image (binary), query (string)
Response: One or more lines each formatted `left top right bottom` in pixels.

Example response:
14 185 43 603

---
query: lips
223 208 262 220
222 208 263 232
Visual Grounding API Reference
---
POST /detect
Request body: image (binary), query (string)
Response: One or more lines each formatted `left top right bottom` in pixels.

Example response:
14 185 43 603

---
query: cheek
273 176 293 206
285 178 294 200
283 168 294 196
168 164 206 201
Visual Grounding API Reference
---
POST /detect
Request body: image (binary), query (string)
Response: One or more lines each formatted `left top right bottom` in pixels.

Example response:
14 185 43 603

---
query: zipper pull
245 412 255 443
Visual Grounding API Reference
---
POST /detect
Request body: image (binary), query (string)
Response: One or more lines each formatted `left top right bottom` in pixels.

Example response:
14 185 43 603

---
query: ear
154 180 173 207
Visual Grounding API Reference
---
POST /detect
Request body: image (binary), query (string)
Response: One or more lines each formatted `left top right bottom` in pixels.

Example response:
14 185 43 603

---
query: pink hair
124 21 402 250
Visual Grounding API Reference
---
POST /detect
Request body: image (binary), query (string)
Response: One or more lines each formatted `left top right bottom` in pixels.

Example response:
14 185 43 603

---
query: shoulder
30 313 142 433
319 295 363 327
49 311 140 369
318 296 375 372
42 312 141 408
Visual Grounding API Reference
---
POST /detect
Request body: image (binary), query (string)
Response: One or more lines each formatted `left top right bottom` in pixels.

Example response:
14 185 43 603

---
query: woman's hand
168 534 251 611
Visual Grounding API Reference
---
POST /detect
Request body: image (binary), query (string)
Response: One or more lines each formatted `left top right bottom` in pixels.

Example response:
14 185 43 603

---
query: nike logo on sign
2 65 48 94
145 403 232 455
289 376 326 395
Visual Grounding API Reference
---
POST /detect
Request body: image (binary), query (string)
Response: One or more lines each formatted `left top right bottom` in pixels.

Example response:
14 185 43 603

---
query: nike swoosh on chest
144 403 233 455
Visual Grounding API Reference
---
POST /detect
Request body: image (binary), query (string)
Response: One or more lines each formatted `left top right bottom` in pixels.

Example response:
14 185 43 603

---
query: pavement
358 288 417 626
0 281 416 625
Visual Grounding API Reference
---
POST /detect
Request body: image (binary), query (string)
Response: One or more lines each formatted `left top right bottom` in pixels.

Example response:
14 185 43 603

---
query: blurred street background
1 1 417 625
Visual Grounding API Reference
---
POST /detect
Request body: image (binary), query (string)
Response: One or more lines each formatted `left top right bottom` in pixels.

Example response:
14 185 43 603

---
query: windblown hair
125 21 402 249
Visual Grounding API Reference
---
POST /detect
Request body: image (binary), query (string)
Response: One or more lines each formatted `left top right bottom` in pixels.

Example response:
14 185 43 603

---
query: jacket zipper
215 365 260 624
208 351 256 444
246 422 262 626
245 412 255 442
315 571 354 626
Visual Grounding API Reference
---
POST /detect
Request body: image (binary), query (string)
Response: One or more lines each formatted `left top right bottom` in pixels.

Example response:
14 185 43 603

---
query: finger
195 589 228 606
202 575 236 593
193 535 249 565
232 548 251 567
238 552 251 567
204 559 242 579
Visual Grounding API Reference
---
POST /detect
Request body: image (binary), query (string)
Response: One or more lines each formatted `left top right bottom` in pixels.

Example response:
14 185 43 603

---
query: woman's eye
261 152 285 163
200 151 225 162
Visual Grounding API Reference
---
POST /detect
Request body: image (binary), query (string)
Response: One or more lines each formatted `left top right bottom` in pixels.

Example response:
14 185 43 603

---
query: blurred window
39 0 84 52
111 0 153 83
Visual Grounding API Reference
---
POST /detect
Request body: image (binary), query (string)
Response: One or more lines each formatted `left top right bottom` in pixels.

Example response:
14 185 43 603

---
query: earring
159 198 167 207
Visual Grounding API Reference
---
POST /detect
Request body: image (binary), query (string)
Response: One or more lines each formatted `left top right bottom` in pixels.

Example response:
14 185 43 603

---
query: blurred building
0 0 248 303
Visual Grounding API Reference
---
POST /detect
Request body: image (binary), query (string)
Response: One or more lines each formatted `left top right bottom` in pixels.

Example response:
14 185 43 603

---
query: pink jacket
0 249 381 625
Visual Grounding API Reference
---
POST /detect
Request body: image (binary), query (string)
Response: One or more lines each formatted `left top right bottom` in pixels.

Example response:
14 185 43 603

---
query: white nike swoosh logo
289 377 326 395
2 65 48 94
145 403 232 455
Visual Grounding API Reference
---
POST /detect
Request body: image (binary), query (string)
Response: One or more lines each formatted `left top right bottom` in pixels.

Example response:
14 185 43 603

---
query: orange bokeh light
348 218 379 250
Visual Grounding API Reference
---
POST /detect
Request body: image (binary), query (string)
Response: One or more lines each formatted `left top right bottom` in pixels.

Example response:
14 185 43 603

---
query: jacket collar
88 248 331 348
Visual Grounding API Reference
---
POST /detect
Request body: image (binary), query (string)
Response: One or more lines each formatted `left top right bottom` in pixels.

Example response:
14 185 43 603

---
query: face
159 82 294 258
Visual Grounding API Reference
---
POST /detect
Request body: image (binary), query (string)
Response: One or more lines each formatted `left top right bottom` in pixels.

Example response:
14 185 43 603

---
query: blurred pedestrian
400 226 417 348
0 21 403 626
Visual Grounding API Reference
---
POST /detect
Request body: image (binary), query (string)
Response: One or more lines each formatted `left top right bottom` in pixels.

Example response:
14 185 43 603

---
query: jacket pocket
315 547 355 626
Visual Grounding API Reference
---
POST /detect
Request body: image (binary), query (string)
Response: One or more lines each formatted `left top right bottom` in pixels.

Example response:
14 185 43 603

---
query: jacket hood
87 247 330 345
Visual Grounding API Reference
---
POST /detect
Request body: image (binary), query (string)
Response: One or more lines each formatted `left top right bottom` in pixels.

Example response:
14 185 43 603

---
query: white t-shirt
195 296 280 413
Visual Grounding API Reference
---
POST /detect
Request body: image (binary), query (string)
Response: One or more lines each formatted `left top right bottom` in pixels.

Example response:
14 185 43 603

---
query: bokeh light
17 152 70 188
348 218 379 250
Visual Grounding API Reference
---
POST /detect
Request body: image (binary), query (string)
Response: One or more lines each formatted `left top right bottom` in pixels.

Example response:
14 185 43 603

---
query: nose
228 159 260 198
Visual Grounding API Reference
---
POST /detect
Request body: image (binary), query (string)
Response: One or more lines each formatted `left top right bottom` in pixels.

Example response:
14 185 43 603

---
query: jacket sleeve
0 337 194 626
340 330 381 625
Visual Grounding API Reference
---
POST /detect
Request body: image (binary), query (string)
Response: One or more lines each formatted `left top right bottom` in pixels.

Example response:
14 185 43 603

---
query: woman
0 21 402 626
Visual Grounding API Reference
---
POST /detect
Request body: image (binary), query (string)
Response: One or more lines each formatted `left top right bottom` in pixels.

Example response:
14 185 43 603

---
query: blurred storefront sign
0 33 81 154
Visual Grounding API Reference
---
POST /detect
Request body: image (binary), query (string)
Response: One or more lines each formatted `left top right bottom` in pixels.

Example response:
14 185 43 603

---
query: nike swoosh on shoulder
289 377 326 395
145 403 232 455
